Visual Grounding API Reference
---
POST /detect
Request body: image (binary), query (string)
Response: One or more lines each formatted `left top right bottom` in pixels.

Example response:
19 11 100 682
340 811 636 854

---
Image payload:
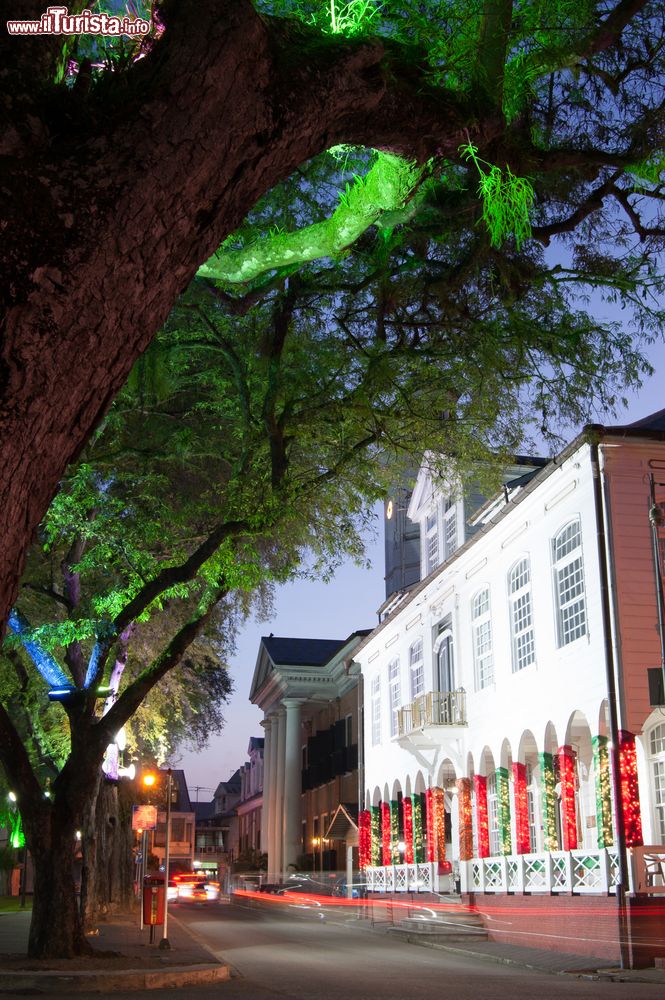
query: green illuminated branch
460 142 534 249
197 153 426 285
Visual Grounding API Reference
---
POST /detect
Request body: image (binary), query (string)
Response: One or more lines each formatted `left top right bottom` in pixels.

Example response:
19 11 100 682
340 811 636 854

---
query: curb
0 962 230 993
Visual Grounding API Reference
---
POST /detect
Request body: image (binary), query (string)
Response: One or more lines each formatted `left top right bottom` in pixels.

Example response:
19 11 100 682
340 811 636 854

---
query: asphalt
1 898 665 992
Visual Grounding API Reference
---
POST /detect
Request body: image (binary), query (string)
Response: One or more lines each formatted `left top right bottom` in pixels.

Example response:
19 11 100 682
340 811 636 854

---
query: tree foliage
0 0 664 959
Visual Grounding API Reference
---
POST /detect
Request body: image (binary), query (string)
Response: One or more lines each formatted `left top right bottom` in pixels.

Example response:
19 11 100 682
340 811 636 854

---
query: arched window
508 557 535 671
388 657 401 737
409 639 425 698
552 519 587 646
472 588 493 690
649 722 665 841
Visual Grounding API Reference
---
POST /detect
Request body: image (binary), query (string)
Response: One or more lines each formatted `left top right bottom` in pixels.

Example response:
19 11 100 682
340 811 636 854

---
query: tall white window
443 502 457 559
552 519 587 646
472 588 493 689
371 675 381 746
487 773 500 856
409 639 425 698
526 762 538 852
426 511 439 574
650 723 665 841
509 557 535 672
388 658 401 737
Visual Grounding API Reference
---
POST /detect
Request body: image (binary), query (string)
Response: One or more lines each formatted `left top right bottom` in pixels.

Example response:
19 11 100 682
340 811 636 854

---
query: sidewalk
0 906 229 992
343 913 665 985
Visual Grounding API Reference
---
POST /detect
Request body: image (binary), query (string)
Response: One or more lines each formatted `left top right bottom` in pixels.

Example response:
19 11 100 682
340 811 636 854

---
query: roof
261 635 350 666
628 407 665 431
248 736 264 752
325 803 359 839
193 801 215 821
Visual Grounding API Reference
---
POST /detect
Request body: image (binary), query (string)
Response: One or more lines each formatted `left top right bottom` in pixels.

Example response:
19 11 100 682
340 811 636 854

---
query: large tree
2 0 664 639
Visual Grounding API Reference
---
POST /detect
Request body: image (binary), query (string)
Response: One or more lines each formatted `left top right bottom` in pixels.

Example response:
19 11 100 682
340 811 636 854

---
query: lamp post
159 768 173 950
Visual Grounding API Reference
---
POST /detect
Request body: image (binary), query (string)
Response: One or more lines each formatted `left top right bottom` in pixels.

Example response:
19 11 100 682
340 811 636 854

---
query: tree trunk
28 815 92 958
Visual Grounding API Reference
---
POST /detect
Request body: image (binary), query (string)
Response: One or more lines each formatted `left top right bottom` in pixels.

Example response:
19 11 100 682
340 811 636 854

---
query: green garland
592 735 613 848
412 793 425 863
390 800 400 864
496 767 512 856
370 805 381 867
539 752 558 851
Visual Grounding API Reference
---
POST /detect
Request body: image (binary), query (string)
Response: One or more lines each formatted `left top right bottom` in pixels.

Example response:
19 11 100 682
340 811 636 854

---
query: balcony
397 689 466 739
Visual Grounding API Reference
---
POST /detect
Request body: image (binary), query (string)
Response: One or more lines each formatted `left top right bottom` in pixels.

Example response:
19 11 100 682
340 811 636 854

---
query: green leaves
460 142 535 250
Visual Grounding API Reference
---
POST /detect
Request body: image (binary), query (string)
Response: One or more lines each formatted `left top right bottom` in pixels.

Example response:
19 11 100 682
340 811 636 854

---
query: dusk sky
177 336 665 799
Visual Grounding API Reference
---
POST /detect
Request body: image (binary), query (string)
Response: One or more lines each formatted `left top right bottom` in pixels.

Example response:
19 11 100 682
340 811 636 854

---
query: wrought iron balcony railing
397 689 466 736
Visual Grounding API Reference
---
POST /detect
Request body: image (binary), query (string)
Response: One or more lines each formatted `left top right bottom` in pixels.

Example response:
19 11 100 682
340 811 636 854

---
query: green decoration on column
539 752 558 852
389 800 400 864
496 767 512 855
592 735 614 848
412 793 425 863
370 805 382 867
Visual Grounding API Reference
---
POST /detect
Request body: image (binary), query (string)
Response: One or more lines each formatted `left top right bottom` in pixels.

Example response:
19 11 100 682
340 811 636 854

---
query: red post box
142 878 165 926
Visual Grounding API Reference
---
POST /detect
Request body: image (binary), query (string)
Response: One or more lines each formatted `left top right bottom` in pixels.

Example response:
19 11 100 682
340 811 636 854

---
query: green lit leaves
460 142 534 249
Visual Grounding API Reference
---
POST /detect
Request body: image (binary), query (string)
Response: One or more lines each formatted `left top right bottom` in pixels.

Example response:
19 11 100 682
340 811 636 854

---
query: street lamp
159 768 173 951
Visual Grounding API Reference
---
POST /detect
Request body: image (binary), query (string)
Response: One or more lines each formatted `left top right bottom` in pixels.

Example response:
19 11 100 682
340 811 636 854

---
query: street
104 901 665 999
2 899 665 999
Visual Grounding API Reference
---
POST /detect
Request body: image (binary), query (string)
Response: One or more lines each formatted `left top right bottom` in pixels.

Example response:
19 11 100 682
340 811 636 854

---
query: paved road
1 901 663 999
163 902 665 1000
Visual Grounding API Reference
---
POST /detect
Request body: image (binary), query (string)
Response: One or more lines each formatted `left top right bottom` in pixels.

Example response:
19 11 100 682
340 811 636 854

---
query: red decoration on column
425 789 435 861
457 778 473 861
558 745 578 851
474 775 489 858
381 801 391 866
512 762 530 855
403 797 414 864
619 730 644 847
359 810 371 869
434 787 446 862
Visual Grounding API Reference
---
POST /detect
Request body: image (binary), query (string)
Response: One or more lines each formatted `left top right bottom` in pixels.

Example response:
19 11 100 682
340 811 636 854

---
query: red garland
425 788 435 861
474 775 489 858
558 745 578 851
381 801 391 866
403 797 414 864
512 762 530 855
434 787 446 862
619 730 643 847
358 809 371 869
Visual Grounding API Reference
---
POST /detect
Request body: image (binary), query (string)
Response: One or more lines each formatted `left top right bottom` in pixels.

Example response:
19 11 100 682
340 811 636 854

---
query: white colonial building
353 414 665 964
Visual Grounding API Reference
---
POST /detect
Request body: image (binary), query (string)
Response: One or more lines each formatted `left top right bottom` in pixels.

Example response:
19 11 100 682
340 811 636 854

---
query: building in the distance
353 414 665 967
250 632 369 879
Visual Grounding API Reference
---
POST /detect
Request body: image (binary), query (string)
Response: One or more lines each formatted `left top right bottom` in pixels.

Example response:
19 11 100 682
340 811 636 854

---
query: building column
259 717 273 857
273 708 287 875
282 699 304 871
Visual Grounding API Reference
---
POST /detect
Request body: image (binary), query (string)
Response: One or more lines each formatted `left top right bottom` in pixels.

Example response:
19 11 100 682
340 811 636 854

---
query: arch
543 721 559 755
371 786 382 808
466 751 475 781
564 708 594 849
391 777 403 801
436 758 458 790
518 729 539 763
414 770 426 795
382 782 391 804
479 745 495 777
598 699 610 739
404 774 413 798
500 738 513 772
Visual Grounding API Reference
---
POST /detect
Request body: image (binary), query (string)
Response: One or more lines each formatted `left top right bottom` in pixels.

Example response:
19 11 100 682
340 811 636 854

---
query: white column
260 717 272 857
282 699 304 871
274 709 286 876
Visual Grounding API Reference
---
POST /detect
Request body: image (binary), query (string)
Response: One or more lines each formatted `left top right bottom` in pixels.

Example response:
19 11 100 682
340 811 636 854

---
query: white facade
354 431 665 900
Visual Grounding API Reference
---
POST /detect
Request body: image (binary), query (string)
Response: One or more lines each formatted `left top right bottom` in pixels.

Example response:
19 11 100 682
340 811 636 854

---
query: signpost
133 805 157 931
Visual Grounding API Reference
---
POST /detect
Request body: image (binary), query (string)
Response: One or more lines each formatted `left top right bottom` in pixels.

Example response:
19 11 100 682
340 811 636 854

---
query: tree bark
0 0 480 640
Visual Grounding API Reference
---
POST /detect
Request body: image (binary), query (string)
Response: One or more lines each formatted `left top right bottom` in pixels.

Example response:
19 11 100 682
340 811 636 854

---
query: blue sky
177 336 665 797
